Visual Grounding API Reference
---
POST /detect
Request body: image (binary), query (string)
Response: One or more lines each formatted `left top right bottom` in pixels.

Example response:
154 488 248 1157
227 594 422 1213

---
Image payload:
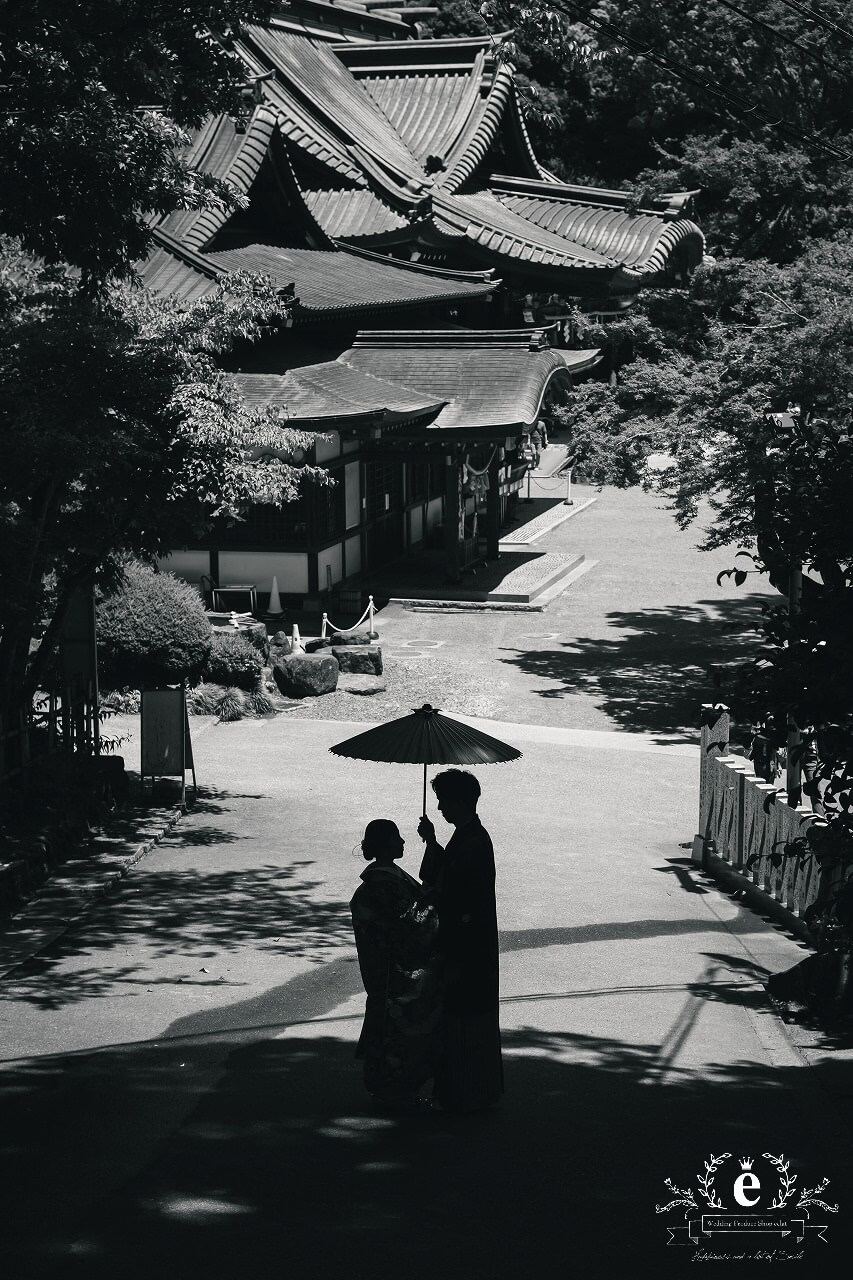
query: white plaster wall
409 505 424 545
218 551 309 594
315 431 341 463
345 461 361 530
318 543 343 589
158 551 209 584
346 533 361 576
426 497 443 529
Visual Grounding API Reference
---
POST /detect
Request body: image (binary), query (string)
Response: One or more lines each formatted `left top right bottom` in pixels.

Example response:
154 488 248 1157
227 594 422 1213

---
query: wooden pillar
444 453 461 582
486 450 501 560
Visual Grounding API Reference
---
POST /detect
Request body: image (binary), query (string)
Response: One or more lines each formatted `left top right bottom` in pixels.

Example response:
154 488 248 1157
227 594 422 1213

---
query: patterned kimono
350 863 441 1100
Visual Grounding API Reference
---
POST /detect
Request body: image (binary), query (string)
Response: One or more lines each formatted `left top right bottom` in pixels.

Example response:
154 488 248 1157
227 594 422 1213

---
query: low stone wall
693 707 825 943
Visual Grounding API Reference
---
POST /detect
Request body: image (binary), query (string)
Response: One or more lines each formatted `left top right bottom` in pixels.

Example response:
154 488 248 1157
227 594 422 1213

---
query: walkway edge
0 804 185 980
500 494 598 545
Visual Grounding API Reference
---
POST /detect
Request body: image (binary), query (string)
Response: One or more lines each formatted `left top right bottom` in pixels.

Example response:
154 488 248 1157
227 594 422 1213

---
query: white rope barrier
321 595 377 640
526 470 574 504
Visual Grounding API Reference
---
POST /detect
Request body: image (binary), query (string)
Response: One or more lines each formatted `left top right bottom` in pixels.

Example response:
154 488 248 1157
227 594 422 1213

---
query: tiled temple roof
431 189 624 274
240 26 423 183
339 329 602 431
234 363 446 427
233 326 601 435
150 107 279 250
145 18 703 299
141 229 497 317
489 176 705 274
228 26 704 295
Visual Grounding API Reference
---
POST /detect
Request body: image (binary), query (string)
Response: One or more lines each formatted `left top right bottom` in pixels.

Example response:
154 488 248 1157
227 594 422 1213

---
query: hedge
204 630 264 691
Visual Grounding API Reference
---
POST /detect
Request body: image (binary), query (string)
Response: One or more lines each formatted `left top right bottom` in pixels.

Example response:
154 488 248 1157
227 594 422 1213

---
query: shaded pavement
2 487 851 1275
2 715 852 1274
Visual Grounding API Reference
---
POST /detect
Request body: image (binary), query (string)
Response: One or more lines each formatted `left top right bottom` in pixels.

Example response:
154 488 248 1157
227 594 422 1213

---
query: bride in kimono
350 819 442 1108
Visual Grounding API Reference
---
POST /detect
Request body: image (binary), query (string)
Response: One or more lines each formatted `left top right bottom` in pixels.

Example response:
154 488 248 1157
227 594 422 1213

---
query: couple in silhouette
349 769 503 1114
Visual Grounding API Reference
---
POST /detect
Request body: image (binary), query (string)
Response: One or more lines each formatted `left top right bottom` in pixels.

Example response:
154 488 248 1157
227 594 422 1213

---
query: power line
549 0 851 163
713 0 831 68
773 0 853 49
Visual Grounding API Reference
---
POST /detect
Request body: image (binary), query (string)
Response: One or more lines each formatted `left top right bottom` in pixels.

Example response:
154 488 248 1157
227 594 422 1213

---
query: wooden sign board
140 687 197 808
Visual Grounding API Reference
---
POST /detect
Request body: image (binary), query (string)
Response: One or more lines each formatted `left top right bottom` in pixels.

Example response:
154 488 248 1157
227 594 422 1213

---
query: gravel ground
273 651 512 723
271 483 777 741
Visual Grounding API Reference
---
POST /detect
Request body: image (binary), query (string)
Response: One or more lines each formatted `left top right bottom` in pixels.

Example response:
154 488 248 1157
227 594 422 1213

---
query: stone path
499 493 596 545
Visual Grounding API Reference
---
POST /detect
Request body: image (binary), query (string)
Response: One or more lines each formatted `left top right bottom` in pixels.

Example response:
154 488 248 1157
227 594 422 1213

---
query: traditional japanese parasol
329 703 522 815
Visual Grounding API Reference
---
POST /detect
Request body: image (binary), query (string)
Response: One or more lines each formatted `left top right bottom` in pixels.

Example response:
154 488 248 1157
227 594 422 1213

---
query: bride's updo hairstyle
361 818 402 862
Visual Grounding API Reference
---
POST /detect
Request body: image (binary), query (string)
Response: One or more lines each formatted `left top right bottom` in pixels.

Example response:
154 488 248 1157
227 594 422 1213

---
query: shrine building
146 0 704 604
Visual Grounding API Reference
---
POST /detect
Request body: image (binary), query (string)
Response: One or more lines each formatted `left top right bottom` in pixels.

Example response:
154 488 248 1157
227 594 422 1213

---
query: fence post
693 704 730 865
367 595 377 639
320 613 328 641
564 468 573 506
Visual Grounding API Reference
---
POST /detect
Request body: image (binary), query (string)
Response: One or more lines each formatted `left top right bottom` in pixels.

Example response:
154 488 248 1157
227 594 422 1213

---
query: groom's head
432 770 480 827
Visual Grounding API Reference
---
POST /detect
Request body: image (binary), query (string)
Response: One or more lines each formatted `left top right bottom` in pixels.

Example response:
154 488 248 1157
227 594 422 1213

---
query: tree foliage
445 1 853 262
434 1 853 877
0 246 324 716
0 3 333 724
0 0 271 282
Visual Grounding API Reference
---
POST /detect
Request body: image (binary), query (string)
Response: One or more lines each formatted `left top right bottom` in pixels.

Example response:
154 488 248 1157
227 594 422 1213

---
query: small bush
217 687 246 721
186 683 222 715
98 561 211 690
244 687 276 717
100 688 141 714
204 631 264 691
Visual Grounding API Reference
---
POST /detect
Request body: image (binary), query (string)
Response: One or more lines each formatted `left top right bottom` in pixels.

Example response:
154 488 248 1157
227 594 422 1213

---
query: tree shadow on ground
2 858 354 1010
497 593 772 744
4 1022 850 1278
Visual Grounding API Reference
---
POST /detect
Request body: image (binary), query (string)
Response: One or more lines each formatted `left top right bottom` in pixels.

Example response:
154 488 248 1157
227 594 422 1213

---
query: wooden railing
692 705 826 941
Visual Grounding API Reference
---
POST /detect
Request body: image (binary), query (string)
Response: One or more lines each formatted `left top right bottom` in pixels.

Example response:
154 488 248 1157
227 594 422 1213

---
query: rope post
367 595 377 639
321 613 328 641
525 466 532 503
564 468 574 506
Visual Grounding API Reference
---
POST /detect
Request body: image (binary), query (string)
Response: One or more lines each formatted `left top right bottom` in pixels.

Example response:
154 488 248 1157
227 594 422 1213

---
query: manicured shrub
204 631 264 691
97 561 211 690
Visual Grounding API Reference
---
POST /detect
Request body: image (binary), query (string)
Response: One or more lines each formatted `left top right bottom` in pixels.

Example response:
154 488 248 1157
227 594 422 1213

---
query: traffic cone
263 574 286 631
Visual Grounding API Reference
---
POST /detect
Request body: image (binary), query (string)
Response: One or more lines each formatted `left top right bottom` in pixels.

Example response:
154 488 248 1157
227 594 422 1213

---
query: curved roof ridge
151 107 279 251
508 84 555 182
332 32 513 55
330 240 497 285
260 77 367 183
442 62 514 192
491 186 705 275
434 189 624 271
241 24 423 184
490 173 700 218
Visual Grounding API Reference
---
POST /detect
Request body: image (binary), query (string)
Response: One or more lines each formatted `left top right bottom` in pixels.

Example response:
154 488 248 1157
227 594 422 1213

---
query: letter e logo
734 1172 761 1207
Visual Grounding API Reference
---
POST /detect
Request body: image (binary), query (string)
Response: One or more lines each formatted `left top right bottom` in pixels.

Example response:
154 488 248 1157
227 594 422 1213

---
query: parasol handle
422 762 427 817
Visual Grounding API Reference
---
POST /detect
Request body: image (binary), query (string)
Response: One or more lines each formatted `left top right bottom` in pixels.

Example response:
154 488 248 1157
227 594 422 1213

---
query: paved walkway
2 712 852 1274
2 485 851 1275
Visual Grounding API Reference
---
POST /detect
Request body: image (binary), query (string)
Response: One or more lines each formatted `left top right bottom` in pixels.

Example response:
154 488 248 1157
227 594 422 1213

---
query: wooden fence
0 591 100 798
692 705 827 943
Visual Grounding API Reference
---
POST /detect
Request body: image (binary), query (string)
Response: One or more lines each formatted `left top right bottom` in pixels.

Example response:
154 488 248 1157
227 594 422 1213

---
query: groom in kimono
418 768 503 1112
